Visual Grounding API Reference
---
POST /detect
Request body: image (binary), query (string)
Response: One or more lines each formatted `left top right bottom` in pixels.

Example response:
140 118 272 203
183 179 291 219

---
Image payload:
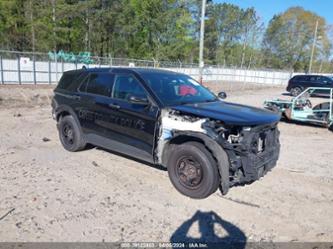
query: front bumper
222 123 280 186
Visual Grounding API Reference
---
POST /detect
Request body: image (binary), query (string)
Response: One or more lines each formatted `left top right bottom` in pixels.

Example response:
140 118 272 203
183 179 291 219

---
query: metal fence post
62 60 64 73
48 59 51 84
0 55 4 84
55 55 58 82
17 55 21 84
33 55 36 84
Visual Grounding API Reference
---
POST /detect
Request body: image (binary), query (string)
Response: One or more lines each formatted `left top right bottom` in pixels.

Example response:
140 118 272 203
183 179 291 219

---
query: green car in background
264 87 333 131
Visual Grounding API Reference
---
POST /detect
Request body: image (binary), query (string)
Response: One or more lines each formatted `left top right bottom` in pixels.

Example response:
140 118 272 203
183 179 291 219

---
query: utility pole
309 19 318 74
198 0 206 84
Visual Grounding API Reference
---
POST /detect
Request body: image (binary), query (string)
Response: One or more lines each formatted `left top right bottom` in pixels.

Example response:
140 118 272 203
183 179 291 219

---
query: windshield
141 72 217 106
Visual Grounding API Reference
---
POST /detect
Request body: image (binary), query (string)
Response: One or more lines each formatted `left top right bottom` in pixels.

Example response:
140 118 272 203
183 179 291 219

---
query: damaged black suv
52 67 280 199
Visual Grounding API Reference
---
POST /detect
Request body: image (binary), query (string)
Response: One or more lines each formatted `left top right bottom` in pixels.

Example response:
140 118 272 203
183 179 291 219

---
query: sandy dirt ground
0 83 332 243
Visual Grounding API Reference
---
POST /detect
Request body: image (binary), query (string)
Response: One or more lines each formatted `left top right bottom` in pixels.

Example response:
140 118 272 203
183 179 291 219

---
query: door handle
108 103 120 109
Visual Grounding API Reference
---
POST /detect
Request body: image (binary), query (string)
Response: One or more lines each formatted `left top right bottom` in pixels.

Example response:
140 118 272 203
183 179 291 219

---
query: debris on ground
92 161 99 167
0 208 15 221
42 137 51 142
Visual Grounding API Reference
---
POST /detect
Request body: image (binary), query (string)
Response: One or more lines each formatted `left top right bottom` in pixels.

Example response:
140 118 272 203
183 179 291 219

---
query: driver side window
319 76 330 84
112 74 147 101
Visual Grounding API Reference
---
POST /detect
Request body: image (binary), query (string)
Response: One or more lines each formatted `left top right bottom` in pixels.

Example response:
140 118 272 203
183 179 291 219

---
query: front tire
167 142 220 199
58 115 86 152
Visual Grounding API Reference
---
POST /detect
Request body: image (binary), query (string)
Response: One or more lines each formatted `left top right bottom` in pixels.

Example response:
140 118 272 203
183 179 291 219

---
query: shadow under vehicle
264 87 333 131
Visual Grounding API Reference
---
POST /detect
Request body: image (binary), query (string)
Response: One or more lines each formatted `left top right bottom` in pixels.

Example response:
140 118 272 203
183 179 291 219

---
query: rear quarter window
293 75 307 81
80 73 115 97
57 72 77 90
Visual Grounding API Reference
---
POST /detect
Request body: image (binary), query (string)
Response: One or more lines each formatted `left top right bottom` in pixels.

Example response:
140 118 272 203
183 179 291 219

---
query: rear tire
290 86 302 97
167 142 220 199
58 115 86 152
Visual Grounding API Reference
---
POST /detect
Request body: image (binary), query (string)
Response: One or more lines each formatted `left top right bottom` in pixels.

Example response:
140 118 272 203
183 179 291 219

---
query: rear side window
80 73 115 97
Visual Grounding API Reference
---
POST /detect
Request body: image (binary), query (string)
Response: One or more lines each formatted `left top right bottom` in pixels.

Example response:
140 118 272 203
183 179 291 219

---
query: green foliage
204 3 263 67
263 7 332 72
0 0 331 72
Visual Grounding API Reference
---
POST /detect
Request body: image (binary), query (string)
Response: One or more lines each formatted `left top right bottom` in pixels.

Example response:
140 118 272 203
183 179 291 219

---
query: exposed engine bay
156 109 280 195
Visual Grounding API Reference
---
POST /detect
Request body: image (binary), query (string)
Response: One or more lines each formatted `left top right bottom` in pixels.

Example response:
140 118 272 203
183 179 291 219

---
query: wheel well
162 135 217 167
169 135 204 146
56 111 71 121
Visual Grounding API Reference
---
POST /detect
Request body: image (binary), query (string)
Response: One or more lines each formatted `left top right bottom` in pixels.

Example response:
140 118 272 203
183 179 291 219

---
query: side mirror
129 95 149 105
218 91 227 99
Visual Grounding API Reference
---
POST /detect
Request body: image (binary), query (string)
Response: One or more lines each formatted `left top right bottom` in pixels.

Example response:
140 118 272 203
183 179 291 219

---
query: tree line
0 0 332 72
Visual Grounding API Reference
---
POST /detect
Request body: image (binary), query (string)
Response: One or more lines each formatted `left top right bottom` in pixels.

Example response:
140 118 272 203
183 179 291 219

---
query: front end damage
156 109 280 195
216 123 280 187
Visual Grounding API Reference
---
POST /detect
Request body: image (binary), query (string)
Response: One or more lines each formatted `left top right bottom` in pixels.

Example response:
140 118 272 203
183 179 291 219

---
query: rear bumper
222 123 280 186
286 85 291 92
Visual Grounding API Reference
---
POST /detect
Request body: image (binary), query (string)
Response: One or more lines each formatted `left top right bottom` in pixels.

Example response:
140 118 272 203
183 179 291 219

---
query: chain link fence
0 50 294 86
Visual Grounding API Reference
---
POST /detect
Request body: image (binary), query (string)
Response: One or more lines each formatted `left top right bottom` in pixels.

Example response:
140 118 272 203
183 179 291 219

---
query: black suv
52 67 280 199
287 74 333 96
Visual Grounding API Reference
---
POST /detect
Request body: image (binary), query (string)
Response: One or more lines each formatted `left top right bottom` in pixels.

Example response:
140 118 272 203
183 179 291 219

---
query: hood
171 100 280 126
